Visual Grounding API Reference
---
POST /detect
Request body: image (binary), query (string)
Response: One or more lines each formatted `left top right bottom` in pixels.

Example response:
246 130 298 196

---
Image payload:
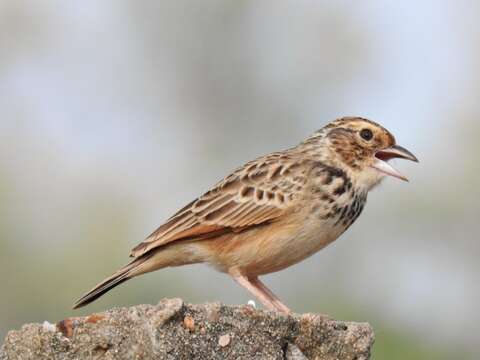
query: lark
74 117 418 313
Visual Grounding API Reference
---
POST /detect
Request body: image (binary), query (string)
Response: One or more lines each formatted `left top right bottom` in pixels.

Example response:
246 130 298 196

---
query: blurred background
0 1 479 359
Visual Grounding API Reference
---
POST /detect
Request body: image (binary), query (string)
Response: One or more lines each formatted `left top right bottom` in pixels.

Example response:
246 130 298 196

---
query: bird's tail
73 252 154 309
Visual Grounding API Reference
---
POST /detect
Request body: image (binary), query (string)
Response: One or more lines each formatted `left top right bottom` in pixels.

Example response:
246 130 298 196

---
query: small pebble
205 303 221 323
42 321 56 332
183 316 195 331
247 300 256 308
218 334 231 347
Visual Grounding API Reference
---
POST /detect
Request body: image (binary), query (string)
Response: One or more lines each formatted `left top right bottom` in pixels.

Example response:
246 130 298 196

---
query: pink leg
230 271 291 314
250 277 291 314
231 274 278 311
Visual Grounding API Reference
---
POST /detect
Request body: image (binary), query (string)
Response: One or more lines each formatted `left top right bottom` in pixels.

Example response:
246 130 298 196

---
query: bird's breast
195 187 367 276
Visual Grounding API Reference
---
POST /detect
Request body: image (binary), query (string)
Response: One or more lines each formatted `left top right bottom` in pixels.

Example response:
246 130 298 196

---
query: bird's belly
247 219 346 275
196 216 346 276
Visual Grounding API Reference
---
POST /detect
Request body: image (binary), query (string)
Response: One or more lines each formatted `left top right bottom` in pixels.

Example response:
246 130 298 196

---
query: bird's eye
360 129 373 141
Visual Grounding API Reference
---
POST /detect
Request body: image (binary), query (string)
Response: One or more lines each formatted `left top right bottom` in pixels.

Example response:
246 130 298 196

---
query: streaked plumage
74 117 418 312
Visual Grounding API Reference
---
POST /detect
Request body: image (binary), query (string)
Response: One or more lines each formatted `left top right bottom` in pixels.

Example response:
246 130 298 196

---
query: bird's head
304 117 418 190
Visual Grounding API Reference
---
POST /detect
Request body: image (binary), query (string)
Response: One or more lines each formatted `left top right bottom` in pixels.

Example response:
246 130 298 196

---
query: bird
73 117 418 313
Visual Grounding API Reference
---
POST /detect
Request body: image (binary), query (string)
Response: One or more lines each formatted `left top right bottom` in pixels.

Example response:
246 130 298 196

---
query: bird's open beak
372 145 419 182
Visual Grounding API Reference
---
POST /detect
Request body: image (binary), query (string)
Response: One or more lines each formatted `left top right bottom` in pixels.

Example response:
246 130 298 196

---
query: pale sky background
1 1 479 358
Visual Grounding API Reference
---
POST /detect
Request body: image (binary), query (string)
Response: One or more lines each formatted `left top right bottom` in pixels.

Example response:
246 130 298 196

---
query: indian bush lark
74 117 418 313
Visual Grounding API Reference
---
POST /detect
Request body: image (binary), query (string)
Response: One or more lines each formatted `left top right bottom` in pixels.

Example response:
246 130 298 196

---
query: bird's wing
130 153 309 258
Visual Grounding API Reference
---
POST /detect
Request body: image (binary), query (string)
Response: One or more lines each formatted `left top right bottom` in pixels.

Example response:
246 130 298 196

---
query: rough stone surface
0 298 374 360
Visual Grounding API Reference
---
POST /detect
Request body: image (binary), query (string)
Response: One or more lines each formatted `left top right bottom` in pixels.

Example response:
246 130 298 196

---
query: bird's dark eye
360 129 373 141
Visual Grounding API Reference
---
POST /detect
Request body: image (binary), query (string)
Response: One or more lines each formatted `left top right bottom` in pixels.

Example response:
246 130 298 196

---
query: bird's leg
230 273 291 314
231 274 277 312
250 277 291 314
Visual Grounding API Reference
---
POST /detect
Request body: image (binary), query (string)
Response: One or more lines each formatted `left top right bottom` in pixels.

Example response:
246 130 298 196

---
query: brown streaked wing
130 153 308 258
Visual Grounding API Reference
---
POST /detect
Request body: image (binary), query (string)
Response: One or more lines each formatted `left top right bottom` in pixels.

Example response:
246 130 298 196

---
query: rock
0 298 374 359
285 343 308 360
